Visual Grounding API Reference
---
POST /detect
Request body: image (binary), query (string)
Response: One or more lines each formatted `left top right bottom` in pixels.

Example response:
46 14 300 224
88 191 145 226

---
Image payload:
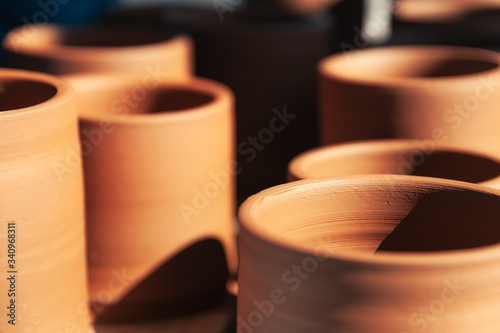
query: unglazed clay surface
238 176 500 332
65 73 237 321
0 69 90 332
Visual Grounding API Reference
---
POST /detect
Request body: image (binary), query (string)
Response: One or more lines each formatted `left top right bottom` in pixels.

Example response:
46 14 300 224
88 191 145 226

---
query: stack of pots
237 26 500 333
2 2 500 333
2 22 237 325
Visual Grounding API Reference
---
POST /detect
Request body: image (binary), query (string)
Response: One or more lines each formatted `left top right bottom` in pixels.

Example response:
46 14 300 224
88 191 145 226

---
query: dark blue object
0 0 118 26
0 0 118 66
0 17 8 65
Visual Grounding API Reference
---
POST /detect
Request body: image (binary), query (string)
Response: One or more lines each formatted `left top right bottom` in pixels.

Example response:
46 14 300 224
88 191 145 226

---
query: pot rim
318 45 500 87
239 175 500 266
63 72 233 124
288 139 500 187
3 23 191 61
0 68 73 116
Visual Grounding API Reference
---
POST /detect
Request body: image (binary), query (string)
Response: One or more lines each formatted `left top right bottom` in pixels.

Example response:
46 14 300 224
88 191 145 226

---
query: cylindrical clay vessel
238 175 500 332
3 23 193 78
65 73 237 321
319 45 500 158
288 139 500 188
389 0 500 49
0 69 90 332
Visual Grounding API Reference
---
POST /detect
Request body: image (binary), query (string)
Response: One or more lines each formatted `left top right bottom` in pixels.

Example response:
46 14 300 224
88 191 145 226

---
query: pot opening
294 146 500 184
0 79 57 111
328 48 499 79
246 178 500 257
57 25 175 48
141 89 215 114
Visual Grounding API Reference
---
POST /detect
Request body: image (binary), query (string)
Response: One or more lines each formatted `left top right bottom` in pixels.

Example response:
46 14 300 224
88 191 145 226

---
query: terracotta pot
388 0 500 50
319 46 500 158
64 73 237 321
238 175 500 332
151 6 335 202
0 69 89 331
2 23 193 78
288 139 500 188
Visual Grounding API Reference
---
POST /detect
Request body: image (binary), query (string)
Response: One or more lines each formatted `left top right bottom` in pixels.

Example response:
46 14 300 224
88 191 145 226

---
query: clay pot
238 175 500 332
319 46 500 159
288 139 500 188
64 72 237 321
2 23 193 78
388 0 500 50
0 69 89 331
152 6 335 202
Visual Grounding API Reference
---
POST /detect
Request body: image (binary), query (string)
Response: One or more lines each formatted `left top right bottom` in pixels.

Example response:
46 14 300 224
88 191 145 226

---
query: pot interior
292 143 500 184
246 178 500 255
144 89 215 113
56 25 175 48
326 47 499 79
0 79 57 111
70 76 215 118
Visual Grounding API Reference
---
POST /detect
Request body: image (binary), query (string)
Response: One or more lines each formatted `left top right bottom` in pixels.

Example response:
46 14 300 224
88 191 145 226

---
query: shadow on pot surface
92 239 230 322
238 175 500 332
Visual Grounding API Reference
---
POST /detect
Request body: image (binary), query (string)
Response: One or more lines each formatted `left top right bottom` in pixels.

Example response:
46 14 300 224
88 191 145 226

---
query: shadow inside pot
56 24 176 47
140 89 214 114
407 151 500 183
0 79 57 111
92 238 230 323
376 189 500 253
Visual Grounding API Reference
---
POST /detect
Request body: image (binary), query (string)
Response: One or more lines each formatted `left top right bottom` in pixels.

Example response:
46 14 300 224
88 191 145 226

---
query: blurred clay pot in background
105 5 336 202
2 23 193 78
319 45 500 159
288 139 500 188
0 69 90 331
389 0 500 50
65 73 237 321
238 175 500 332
